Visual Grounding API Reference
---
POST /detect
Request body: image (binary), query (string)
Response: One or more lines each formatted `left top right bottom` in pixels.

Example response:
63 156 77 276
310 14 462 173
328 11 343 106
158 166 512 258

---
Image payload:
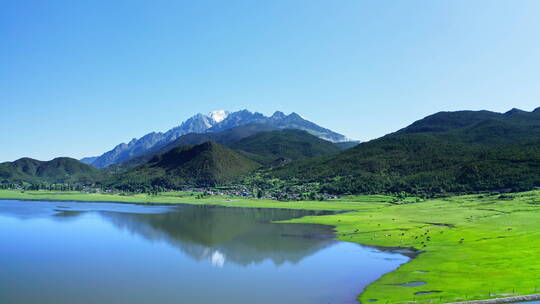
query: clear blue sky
1 0 540 162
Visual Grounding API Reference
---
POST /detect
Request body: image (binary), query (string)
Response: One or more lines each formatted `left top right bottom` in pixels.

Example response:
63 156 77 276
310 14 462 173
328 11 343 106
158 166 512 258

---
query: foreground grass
1 189 540 303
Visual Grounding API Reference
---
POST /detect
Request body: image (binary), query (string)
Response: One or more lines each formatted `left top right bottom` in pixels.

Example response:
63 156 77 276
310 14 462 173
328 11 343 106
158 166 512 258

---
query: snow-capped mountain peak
84 109 349 168
208 110 229 123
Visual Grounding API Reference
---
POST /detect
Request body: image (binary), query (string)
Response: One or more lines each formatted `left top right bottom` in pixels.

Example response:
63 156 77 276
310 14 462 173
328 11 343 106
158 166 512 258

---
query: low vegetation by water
2 189 540 303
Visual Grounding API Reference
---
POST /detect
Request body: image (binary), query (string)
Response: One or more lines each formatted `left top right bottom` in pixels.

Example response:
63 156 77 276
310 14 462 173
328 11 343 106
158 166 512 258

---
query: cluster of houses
189 185 339 201
4 183 340 201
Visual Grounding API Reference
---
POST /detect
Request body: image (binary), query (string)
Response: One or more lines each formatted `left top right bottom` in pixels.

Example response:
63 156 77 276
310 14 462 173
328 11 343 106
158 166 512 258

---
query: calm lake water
0 200 409 304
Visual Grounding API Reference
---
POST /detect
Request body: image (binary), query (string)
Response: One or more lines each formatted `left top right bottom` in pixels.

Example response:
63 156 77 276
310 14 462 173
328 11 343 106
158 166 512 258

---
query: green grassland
0 190 373 211
1 189 540 303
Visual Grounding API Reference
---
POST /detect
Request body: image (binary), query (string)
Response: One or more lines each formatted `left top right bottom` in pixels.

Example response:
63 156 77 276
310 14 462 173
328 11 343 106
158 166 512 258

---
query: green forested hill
393 107 540 137
105 124 279 171
334 141 360 150
106 129 341 189
107 141 260 190
0 157 103 185
231 129 340 164
153 124 279 156
268 108 540 194
108 125 342 171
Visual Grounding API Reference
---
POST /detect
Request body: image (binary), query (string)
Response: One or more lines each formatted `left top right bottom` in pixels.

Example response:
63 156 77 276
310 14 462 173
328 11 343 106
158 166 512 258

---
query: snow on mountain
208 110 229 123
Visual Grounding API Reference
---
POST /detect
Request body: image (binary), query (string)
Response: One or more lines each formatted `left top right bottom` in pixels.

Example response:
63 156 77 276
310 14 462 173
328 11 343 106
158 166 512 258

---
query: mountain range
3 107 540 195
82 110 349 168
104 128 344 189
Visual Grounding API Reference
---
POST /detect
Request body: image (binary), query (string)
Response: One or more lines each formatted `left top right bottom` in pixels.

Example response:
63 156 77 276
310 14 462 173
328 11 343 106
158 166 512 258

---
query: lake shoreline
0 196 416 254
0 192 419 303
2 198 403 304
2 190 540 303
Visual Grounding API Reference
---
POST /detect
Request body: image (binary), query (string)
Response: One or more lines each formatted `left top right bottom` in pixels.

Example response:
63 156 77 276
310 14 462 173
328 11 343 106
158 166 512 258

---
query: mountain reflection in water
0 200 409 304
94 205 336 267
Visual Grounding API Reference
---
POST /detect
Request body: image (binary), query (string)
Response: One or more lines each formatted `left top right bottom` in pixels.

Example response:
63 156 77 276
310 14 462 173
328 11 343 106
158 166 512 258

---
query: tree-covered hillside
231 129 340 164
105 124 279 171
0 157 103 185
267 108 540 194
107 125 342 172
107 141 260 190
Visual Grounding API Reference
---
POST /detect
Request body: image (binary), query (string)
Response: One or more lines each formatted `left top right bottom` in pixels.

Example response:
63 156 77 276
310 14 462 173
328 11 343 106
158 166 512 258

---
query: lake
0 200 409 304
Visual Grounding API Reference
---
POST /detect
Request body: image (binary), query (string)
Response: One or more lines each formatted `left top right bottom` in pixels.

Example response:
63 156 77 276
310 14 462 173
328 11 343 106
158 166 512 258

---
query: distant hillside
154 124 279 159
231 129 341 164
107 142 259 190
392 110 503 135
392 108 540 137
84 110 349 168
269 108 540 194
0 157 102 185
106 124 278 171
106 125 346 171
334 141 360 150
80 156 97 165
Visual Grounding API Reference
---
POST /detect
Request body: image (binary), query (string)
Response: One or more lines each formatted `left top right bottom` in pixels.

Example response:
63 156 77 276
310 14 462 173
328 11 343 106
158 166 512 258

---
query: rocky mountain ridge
82 110 348 168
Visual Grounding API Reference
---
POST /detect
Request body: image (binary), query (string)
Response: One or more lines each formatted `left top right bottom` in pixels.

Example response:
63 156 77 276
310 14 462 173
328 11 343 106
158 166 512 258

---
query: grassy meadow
1 189 540 303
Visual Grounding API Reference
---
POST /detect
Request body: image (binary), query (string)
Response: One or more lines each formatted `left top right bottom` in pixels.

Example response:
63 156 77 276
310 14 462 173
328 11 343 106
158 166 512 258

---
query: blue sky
1 0 540 162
